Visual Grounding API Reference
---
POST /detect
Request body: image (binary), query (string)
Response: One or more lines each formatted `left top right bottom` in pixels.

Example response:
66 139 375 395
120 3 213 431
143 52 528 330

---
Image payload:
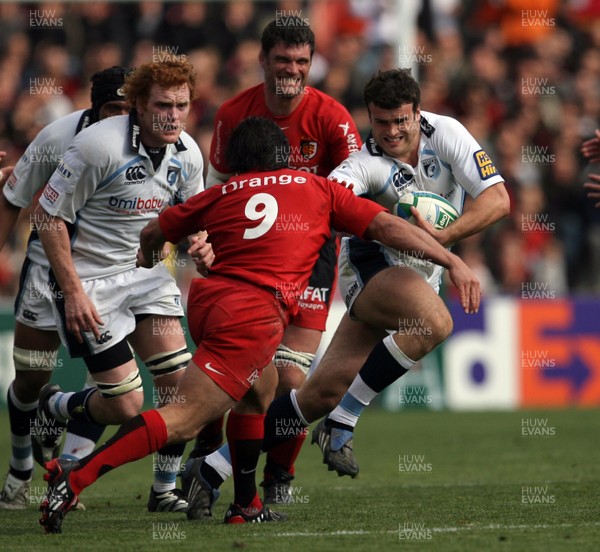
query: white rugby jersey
5 110 93 208
4 110 94 269
39 113 203 280
330 110 504 288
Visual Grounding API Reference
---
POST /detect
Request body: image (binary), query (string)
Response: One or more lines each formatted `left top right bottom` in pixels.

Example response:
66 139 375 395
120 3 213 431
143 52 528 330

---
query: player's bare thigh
159 360 237 444
352 266 452 359
296 313 386 422
12 321 62 402
128 314 188 394
233 362 278 415
128 315 187 359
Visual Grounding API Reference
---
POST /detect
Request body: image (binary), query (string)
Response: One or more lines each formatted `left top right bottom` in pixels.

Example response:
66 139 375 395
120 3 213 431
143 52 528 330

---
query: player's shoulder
420 110 468 141
353 136 393 166
177 131 203 161
67 115 128 162
77 114 128 141
32 109 87 146
304 86 351 115
218 84 263 117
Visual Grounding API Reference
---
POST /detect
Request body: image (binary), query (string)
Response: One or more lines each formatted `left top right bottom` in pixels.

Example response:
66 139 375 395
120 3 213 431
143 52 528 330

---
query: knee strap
95 369 143 399
274 345 315 375
13 347 58 371
144 348 191 378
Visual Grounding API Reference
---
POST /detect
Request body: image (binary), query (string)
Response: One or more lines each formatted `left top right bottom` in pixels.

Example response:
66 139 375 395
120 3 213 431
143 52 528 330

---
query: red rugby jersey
158 169 384 314
209 84 361 178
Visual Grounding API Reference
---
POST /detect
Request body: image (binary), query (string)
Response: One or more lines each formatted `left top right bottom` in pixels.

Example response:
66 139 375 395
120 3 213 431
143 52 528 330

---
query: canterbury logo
96 331 113 344
22 309 38 321
125 165 146 181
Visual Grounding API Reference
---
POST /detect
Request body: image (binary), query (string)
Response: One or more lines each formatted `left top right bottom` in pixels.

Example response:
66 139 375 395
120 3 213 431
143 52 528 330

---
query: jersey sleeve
38 139 101 223
208 104 235 181
328 150 382 198
4 126 63 208
327 179 386 238
436 116 504 198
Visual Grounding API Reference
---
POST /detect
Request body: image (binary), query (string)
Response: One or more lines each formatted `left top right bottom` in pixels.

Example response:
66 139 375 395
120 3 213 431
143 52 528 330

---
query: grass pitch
0 408 598 551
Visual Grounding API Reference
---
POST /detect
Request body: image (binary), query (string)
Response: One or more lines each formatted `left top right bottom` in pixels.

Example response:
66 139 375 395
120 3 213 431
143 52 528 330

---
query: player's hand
581 129 600 163
410 206 449 246
136 243 169 268
188 231 214 277
136 247 151 268
0 153 14 186
584 174 600 208
64 290 104 343
446 255 480 314
329 177 355 191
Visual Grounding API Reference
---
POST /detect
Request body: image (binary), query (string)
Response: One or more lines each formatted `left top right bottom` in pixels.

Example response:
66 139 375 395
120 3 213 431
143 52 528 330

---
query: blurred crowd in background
0 0 599 300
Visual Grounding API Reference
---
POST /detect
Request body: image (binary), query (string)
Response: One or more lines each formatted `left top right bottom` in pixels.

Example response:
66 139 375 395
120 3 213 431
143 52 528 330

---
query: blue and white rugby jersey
330 110 504 290
4 110 96 270
39 112 203 280
330 110 503 212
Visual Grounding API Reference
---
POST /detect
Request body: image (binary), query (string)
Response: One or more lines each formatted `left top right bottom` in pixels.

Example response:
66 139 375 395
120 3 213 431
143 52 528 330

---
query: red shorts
291 233 338 331
187 276 287 401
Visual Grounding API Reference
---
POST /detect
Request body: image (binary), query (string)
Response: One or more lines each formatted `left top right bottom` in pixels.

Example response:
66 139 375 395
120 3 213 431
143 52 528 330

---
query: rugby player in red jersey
189 17 362 504
39 117 478 532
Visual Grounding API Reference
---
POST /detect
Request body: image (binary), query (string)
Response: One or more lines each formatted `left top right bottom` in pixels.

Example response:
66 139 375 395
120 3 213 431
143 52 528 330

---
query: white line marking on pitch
264 521 600 538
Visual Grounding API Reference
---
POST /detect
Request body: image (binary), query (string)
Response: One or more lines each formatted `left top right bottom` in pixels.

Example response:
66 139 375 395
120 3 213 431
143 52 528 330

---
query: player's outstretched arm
365 211 480 313
33 203 103 341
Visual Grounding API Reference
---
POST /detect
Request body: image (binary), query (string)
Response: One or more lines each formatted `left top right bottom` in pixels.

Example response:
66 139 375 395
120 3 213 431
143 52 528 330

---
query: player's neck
264 88 304 117
394 147 419 168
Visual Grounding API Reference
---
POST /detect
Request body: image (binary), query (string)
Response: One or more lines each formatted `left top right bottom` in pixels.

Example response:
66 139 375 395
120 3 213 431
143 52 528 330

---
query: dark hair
226 117 289 173
261 18 315 58
363 68 421 112
90 66 131 119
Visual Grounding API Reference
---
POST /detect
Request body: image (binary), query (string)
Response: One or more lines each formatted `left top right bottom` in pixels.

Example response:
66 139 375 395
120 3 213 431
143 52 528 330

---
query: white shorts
52 264 184 357
14 259 57 331
338 236 444 316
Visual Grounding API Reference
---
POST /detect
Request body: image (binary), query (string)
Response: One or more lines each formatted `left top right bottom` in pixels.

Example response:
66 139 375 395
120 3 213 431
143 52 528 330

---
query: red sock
265 430 307 477
226 411 265 508
71 410 168 494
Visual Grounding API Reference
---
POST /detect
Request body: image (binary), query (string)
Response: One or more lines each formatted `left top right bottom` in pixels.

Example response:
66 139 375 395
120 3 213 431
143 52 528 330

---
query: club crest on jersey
300 140 318 160
421 157 440 180
167 166 180 186
473 149 498 180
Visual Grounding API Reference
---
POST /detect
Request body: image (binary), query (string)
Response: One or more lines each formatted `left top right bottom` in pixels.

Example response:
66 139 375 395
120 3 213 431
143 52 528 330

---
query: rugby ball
393 191 459 230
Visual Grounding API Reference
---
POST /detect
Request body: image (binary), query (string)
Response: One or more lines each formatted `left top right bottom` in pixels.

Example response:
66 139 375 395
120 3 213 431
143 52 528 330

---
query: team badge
421 157 441 180
167 166 180 186
473 149 498 180
300 140 318 159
